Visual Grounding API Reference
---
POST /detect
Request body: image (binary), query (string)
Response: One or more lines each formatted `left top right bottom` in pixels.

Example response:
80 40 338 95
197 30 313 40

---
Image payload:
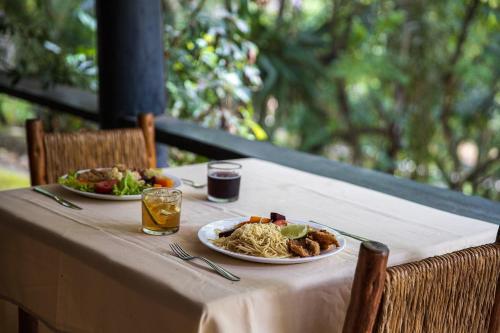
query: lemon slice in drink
280 224 308 239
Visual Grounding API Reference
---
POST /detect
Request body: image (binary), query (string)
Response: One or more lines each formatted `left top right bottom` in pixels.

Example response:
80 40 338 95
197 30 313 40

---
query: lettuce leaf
58 172 94 192
112 171 145 196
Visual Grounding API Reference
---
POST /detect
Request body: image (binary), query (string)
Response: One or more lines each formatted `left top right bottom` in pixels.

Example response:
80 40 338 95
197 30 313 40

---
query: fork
169 243 240 281
181 179 207 189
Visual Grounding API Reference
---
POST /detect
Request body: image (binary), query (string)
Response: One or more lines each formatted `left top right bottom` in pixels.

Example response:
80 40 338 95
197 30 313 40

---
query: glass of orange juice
142 188 182 235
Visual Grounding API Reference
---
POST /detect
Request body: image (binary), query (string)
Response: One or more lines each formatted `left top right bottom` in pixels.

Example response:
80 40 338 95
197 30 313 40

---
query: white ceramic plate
198 217 346 264
60 168 182 201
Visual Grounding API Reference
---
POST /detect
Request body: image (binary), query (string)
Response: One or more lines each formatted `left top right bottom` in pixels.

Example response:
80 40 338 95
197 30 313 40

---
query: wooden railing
1 73 499 224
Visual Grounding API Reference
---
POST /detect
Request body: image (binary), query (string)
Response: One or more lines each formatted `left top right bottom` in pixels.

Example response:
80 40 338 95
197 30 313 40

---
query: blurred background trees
0 0 499 200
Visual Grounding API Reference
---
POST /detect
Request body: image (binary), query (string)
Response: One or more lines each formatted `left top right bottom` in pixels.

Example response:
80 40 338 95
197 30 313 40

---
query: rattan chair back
343 227 500 333
26 113 156 185
375 243 499 333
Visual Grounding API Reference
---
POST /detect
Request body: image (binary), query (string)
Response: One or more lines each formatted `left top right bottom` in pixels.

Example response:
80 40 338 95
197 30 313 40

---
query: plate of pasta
197 213 346 264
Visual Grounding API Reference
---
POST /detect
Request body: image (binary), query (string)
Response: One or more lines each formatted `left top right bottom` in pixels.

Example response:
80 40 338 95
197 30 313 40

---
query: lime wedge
280 224 308 239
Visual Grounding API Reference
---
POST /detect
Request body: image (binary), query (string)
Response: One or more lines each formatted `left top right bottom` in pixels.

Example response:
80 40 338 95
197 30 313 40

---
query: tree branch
277 0 286 24
433 155 454 187
334 77 363 161
320 9 354 64
335 127 388 139
463 157 500 184
440 0 481 169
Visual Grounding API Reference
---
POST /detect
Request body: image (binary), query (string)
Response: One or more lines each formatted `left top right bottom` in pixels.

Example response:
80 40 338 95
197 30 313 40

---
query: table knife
33 187 82 210
310 220 369 242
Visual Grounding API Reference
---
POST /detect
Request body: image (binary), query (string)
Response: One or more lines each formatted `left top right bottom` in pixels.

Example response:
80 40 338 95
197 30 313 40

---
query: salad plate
59 167 181 201
198 217 346 264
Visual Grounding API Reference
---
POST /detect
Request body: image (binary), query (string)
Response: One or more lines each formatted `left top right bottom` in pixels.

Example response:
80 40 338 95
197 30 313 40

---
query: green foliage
0 0 97 89
242 0 499 200
167 147 209 167
164 5 265 139
0 168 29 190
0 94 34 125
0 0 499 200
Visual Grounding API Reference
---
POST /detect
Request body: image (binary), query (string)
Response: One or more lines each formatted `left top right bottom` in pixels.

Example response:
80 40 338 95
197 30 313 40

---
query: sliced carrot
236 216 271 228
165 178 175 187
155 176 175 188
249 216 271 223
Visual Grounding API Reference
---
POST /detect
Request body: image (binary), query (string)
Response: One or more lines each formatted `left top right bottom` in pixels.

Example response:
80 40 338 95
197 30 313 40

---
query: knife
309 220 370 242
33 187 82 210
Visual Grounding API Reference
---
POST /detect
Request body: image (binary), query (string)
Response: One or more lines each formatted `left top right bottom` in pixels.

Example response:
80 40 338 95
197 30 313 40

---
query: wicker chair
25 113 156 186
19 113 156 333
343 226 500 333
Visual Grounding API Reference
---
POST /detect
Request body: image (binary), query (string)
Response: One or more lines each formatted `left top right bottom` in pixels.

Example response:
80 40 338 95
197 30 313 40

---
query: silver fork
169 243 240 281
181 179 207 189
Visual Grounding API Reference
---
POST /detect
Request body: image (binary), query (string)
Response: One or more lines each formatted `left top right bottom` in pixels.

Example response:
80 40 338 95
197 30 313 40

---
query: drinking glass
207 161 242 202
142 188 182 235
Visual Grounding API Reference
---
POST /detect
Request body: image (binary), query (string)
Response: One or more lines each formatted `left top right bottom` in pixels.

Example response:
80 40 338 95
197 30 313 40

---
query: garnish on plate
59 164 176 196
211 212 339 258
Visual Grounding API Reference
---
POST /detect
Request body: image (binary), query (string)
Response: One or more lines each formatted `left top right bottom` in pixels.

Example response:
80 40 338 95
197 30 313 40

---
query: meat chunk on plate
288 238 321 257
305 238 320 256
308 230 340 249
321 244 334 251
289 239 310 257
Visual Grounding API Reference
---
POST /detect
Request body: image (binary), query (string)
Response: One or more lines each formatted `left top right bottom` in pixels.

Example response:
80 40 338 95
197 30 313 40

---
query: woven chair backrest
43 128 148 183
374 243 500 333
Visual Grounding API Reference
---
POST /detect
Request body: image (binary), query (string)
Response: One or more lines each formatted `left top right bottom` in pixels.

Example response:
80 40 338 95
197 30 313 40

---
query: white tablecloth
0 158 497 333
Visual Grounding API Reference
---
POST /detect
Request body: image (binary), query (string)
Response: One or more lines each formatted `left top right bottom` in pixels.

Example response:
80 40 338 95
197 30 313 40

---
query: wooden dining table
0 158 497 333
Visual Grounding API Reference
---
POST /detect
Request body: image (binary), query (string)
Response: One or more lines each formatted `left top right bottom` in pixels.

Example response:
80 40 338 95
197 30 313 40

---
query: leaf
244 116 268 140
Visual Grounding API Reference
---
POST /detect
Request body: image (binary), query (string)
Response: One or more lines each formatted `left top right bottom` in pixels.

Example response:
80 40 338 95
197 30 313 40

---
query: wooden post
488 226 500 333
342 241 389 333
95 0 166 129
138 113 157 168
18 308 37 333
25 119 47 186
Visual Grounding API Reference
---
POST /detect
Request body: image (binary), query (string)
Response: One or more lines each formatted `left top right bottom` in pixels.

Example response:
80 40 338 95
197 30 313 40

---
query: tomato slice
94 179 118 194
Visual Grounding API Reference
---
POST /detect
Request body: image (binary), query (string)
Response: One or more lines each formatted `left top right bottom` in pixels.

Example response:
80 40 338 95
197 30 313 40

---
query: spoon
181 178 207 189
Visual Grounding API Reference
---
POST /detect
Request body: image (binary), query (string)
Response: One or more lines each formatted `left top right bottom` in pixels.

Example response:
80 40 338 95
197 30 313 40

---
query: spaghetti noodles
212 223 290 258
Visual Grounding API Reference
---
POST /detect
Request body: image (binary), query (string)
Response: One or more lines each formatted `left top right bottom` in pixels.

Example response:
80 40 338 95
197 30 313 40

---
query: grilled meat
308 230 340 249
305 238 320 256
288 238 321 257
289 240 310 257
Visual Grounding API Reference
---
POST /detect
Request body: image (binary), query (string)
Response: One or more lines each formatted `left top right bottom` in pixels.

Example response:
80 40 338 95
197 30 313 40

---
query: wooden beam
343 241 389 333
96 0 166 129
18 308 38 333
138 113 157 168
0 73 98 121
488 226 500 333
25 119 47 185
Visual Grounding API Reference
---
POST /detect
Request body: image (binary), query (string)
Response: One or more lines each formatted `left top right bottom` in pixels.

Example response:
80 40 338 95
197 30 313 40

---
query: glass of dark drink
207 161 242 203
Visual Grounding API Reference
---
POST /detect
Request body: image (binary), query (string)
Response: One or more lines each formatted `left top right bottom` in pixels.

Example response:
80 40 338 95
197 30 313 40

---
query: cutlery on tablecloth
310 220 370 242
169 243 240 281
181 179 207 189
33 187 82 210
